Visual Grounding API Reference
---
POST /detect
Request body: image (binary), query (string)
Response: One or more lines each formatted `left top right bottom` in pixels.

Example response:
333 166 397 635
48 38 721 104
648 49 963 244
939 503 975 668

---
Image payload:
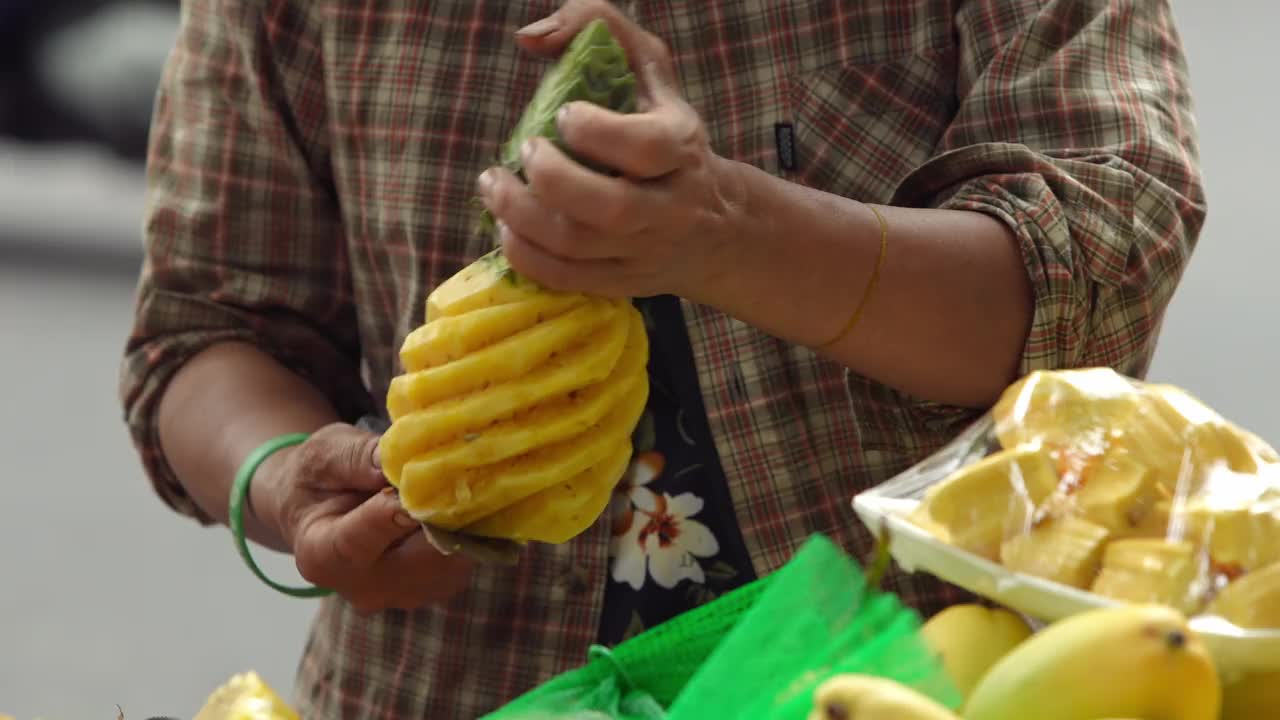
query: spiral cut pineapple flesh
380 250 649 544
377 19 648 545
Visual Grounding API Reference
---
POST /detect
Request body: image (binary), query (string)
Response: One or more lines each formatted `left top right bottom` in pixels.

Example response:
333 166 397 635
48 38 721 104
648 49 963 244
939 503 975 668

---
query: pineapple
1183 501 1280 573
377 21 649 546
1206 561 1280 630
999 515 1111 589
195 671 299 720
1090 538 1206 615
909 446 1062 561
379 264 649 544
1068 453 1162 536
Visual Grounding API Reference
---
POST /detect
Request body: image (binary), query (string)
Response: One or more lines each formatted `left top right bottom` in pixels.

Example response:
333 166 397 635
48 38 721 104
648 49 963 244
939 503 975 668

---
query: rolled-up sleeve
892 0 1206 379
119 0 371 524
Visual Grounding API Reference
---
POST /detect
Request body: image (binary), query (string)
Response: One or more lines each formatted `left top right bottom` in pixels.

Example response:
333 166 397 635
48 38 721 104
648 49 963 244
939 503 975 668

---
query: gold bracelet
819 203 889 348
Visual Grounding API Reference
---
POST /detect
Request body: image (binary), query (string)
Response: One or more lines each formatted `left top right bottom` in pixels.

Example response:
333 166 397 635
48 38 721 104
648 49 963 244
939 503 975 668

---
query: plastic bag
483 535 958 720
853 367 1280 675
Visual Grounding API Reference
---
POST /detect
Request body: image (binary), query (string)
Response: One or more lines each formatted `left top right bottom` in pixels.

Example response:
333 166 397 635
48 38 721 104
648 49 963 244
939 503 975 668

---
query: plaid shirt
120 0 1205 716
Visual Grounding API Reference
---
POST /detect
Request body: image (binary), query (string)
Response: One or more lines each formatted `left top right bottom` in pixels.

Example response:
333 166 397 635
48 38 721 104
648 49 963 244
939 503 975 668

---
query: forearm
156 341 342 552
707 158 1033 409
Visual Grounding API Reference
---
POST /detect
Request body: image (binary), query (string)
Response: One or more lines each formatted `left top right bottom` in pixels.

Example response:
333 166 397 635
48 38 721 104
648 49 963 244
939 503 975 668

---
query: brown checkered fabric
119 0 1205 716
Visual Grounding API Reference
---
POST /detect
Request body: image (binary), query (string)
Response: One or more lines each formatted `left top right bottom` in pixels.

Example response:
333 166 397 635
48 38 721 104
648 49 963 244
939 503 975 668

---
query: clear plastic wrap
853 367 1280 675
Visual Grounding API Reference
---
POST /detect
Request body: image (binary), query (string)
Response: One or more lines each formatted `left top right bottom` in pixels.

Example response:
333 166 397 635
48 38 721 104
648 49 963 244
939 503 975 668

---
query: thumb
309 422 389 493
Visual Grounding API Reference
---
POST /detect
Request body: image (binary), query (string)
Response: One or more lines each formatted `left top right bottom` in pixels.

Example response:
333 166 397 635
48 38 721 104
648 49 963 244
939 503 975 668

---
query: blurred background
0 1 1275 717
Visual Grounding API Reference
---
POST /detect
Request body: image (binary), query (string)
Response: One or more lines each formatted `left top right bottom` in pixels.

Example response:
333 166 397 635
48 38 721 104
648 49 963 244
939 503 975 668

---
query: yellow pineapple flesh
386 299 622 418
999 514 1111 589
379 250 650 546
379 302 632 484
1067 454 1162 536
1206 560 1280 629
464 436 635 543
909 446 1063 561
1183 501 1280 574
400 292 586 372
1090 538 1206 615
403 360 649 529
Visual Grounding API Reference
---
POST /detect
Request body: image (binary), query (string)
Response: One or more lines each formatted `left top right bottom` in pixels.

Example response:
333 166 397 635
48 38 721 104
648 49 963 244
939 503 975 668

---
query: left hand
476 0 747 301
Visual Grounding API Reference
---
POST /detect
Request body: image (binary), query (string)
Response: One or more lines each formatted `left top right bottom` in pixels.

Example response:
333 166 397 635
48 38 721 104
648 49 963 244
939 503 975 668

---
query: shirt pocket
782 46 960 203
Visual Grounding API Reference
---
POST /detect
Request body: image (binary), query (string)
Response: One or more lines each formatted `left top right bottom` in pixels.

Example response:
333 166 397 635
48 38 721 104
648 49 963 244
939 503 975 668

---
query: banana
1220 669 1280 720
964 604 1221 720
917 604 1033 706
807 674 960 720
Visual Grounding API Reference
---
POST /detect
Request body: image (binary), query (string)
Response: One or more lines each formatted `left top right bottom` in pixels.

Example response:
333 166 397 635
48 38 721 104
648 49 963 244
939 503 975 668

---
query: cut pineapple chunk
1206 561 1280 629
1090 538 1206 615
1069 454 1162 535
909 446 1062 561
999 515 1110 589
1183 502 1280 573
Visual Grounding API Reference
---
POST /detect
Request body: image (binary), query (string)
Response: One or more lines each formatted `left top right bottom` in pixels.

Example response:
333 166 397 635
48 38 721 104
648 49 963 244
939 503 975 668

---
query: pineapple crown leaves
473 19 639 255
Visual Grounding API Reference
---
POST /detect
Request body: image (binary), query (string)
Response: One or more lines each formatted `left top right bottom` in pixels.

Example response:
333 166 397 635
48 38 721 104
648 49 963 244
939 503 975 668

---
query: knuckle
645 35 671 63
330 530 364 568
600 185 634 228
294 547 330 586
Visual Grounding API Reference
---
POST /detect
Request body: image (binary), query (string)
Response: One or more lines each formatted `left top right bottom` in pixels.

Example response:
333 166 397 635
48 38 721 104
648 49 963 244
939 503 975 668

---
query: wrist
244 443 297 551
684 154 759 308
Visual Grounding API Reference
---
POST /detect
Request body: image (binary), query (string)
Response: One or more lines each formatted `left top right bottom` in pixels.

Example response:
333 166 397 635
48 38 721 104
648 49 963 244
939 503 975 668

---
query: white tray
852 492 1280 677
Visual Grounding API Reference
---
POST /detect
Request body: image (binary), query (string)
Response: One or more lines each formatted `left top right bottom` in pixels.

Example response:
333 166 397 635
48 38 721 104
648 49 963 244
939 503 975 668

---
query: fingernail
394 511 418 528
556 104 572 132
521 138 537 165
516 16 560 37
476 169 495 196
371 442 382 469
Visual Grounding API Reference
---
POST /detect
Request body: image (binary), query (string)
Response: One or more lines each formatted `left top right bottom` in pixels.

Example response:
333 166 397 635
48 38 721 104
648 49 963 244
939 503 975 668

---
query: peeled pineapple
379 251 649 544
376 20 650 546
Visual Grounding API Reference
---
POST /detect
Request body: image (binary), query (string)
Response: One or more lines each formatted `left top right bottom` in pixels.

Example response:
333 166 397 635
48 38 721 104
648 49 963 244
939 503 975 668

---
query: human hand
477 0 748 302
252 422 474 614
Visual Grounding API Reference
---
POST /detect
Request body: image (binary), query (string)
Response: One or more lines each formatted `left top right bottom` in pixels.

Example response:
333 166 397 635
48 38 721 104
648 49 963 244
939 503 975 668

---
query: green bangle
230 432 333 598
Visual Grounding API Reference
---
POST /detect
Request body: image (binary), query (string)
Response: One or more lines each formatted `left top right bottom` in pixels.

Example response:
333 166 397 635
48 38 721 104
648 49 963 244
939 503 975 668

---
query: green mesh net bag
480 535 960 720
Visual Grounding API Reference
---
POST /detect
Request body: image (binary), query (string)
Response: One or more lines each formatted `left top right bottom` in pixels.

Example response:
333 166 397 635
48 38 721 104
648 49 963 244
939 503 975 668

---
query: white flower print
609 451 720 591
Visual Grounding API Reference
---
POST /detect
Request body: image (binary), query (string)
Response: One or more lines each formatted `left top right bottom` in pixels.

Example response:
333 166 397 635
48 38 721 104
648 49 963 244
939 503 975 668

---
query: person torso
293 2 979 717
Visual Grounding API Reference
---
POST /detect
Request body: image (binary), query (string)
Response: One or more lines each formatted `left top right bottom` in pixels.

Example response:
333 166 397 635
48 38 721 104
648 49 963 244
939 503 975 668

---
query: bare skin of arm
485 0 1033 411
710 163 1033 409
156 340 473 612
156 341 340 552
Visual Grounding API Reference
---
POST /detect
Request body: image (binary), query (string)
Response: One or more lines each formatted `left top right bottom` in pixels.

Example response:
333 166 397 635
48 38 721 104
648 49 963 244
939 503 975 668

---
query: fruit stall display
854 367 1280 681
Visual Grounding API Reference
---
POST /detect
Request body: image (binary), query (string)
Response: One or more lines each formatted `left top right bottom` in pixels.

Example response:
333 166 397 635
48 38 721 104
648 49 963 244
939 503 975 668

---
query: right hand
252 422 475 614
